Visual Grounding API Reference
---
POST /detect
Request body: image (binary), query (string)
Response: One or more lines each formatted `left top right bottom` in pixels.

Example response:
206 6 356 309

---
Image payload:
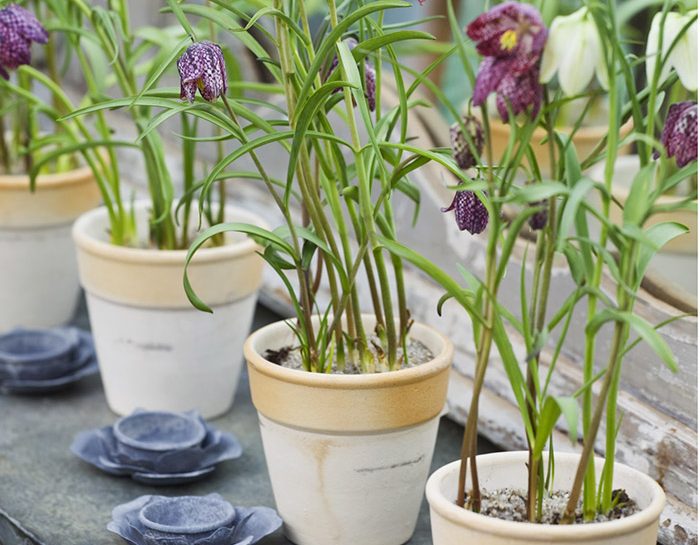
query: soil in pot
265 336 434 374
471 488 640 525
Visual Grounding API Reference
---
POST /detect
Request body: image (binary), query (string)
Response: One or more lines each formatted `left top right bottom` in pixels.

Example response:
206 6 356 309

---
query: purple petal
442 190 489 235
177 41 228 103
661 101 698 167
495 69 543 121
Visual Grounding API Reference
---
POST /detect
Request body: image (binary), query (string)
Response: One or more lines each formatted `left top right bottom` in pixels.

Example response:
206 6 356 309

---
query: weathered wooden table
0 300 495 545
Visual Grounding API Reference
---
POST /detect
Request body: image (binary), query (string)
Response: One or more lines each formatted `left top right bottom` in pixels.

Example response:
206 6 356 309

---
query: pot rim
489 117 634 142
0 163 94 190
425 453 666 541
72 199 266 265
244 315 454 390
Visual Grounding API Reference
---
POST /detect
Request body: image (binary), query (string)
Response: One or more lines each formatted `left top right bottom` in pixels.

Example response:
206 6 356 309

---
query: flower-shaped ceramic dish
108 494 282 545
0 327 81 380
0 329 98 394
113 410 207 458
71 412 242 485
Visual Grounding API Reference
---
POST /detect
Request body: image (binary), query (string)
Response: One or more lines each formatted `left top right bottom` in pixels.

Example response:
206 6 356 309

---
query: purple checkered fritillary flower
451 115 484 170
177 41 228 103
467 2 547 121
656 101 698 168
325 37 377 112
442 189 489 235
528 200 548 231
0 4 48 79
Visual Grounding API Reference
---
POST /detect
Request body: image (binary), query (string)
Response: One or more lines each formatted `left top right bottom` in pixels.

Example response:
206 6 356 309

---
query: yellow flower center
500 29 518 51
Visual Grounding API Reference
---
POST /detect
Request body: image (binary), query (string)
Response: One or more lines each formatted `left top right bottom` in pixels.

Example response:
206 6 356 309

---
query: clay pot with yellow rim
488 118 633 173
426 452 665 545
244 316 454 545
72 200 266 418
0 165 101 331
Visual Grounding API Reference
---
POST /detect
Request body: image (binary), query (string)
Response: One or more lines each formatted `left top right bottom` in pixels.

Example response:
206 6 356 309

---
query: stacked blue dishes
72 410 242 485
108 494 281 545
0 328 98 393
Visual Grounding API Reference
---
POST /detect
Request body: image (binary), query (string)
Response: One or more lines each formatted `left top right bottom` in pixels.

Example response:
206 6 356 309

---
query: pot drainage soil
470 487 640 524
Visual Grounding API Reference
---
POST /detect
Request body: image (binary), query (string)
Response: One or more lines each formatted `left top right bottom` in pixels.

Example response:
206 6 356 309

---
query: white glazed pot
0 166 101 331
73 200 265 418
589 155 697 296
426 452 666 545
244 316 454 545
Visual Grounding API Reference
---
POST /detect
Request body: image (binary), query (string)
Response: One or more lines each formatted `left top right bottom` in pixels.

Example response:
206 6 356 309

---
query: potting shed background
18 2 699 545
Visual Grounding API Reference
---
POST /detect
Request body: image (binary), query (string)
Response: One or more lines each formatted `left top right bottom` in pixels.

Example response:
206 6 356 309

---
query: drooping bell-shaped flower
442 189 489 235
468 2 547 121
451 115 484 170
657 101 698 167
646 11 697 92
177 41 228 103
0 4 48 79
326 37 377 112
528 201 548 230
467 1 547 73
540 7 608 96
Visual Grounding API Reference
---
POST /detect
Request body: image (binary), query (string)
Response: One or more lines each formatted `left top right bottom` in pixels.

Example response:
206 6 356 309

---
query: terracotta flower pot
73 200 265 418
244 316 454 545
488 118 633 173
589 155 697 296
426 451 665 545
0 165 101 331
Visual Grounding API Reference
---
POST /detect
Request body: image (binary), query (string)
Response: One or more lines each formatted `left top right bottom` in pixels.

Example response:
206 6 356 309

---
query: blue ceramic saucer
0 330 97 394
0 327 82 380
108 494 281 545
71 412 242 485
114 410 207 458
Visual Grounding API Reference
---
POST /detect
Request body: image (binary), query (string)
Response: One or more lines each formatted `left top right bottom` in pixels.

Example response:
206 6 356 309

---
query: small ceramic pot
426 451 666 545
73 200 266 418
244 315 454 545
138 495 236 541
113 410 207 458
589 155 697 296
0 328 80 379
488 118 633 173
0 165 101 331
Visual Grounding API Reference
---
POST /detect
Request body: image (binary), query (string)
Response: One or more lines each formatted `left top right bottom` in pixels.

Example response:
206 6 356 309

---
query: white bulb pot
426 451 666 545
73 200 265 418
244 316 454 545
0 166 101 331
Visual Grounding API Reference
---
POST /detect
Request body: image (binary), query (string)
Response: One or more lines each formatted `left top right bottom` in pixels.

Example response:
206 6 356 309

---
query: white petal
646 12 672 86
540 17 565 83
558 21 596 96
540 9 587 84
668 17 698 91
587 19 609 90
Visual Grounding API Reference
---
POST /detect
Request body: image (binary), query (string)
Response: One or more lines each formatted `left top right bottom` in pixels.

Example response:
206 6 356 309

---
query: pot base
88 292 256 418
259 413 440 545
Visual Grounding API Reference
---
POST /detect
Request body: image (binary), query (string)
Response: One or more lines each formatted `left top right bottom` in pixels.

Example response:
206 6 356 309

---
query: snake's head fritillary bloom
177 41 228 103
657 101 698 168
540 7 608 96
467 1 547 73
451 115 484 170
468 3 546 121
0 4 48 79
326 37 377 112
646 11 697 92
442 189 489 235
528 200 548 231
